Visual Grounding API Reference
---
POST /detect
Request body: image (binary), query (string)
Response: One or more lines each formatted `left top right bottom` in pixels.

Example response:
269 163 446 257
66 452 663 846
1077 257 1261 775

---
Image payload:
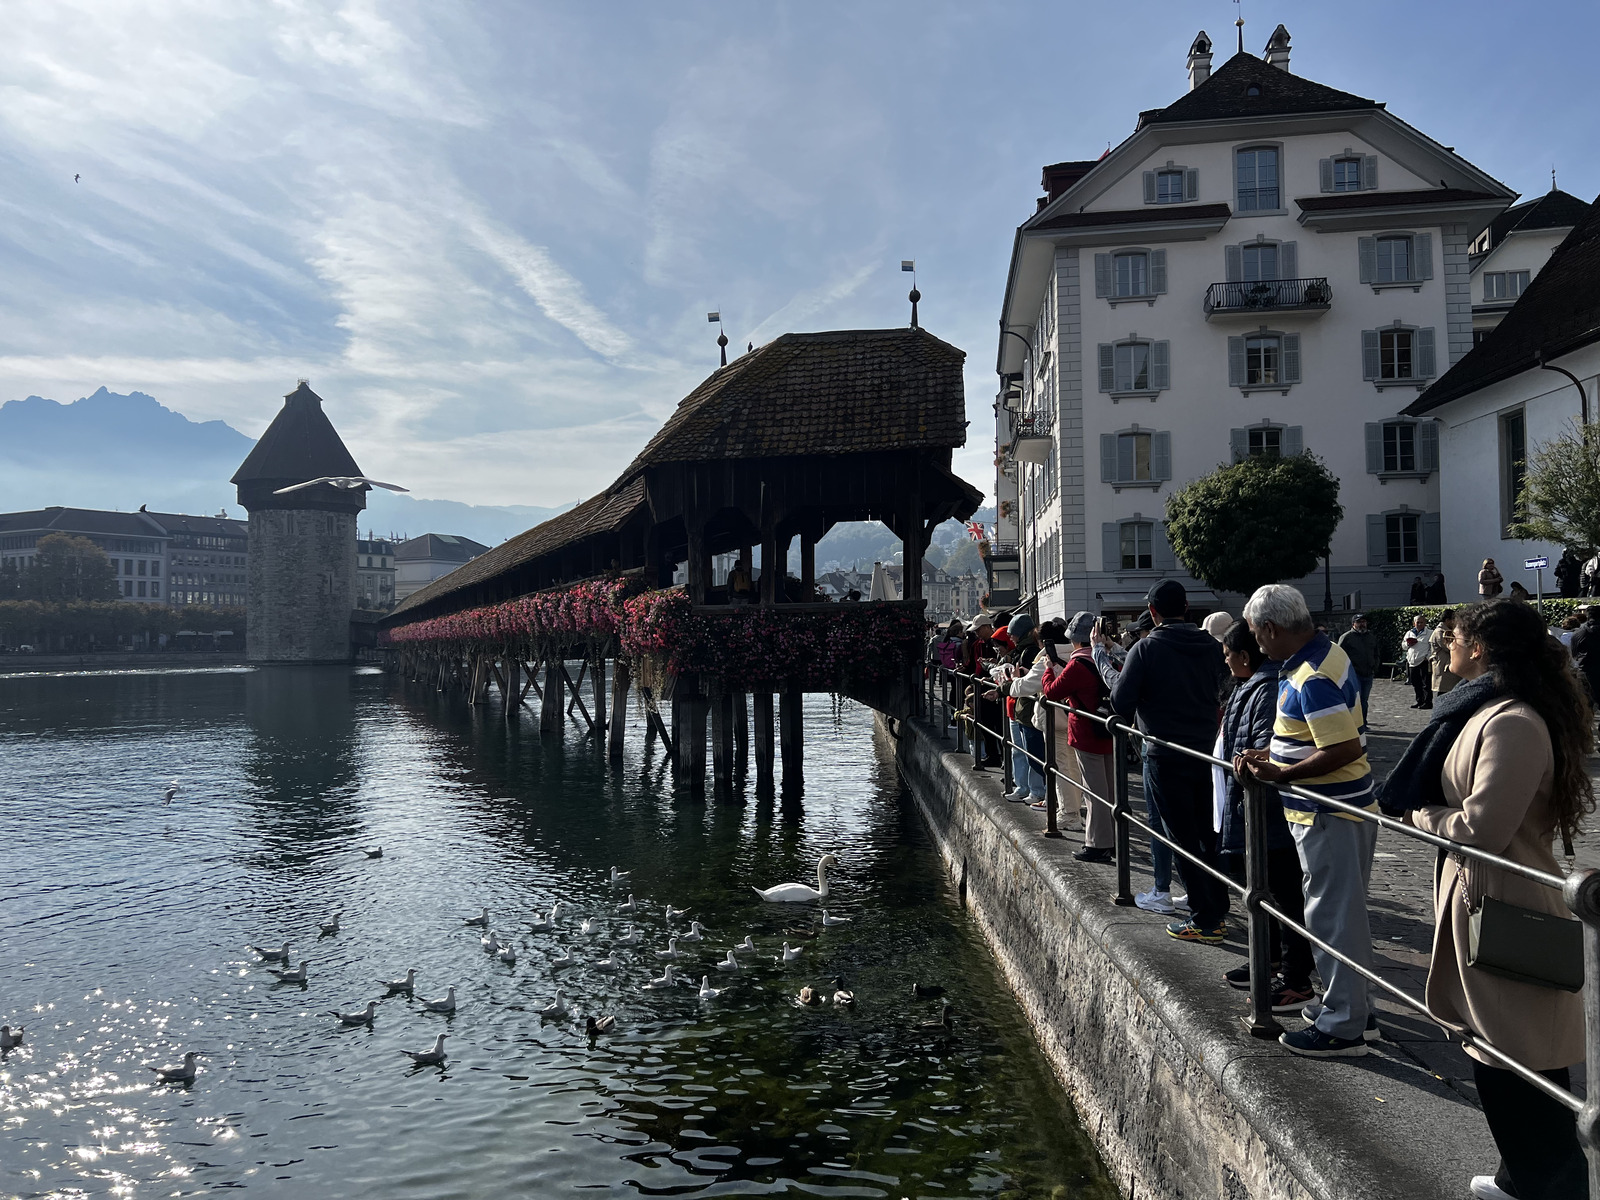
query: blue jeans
1010 719 1045 798
1141 756 1172 893
1143 750 1230 928
1356 675 1373 724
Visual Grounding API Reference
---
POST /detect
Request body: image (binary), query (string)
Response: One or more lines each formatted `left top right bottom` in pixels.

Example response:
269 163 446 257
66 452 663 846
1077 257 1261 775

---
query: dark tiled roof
1410 193 1600 415
231 382 364 489
1137 51 1376 129
1031 202 1232 232
1296 188 1504 213
395 533 491 563
1482 189 1590 249
388 480 645 618
143 511 248 537
0 506 168 539
617 328 966 477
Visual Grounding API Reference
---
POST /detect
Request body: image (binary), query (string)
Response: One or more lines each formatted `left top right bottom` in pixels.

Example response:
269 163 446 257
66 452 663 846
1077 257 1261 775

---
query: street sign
1525 556 1549 570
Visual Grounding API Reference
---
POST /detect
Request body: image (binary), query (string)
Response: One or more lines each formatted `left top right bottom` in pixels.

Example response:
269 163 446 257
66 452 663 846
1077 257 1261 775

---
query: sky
2 1 1595 510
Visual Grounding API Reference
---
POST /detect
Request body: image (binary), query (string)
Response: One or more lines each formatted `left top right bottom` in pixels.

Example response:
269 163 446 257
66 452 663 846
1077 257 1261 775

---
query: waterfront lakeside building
146 510 249 607
993 26 1517 618
1408 193 1600 598
393 533 490 602
1467 188 1589 345
356 537 397 610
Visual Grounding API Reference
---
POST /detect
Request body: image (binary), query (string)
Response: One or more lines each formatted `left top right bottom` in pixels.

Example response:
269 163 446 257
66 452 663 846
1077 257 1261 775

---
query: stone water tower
231 382 367 663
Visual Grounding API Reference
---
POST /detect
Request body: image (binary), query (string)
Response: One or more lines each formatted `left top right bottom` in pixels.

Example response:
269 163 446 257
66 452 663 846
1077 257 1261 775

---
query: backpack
938 638 961 671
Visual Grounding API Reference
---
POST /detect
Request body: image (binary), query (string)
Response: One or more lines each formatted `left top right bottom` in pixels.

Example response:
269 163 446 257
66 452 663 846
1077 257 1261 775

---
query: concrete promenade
889 676 1594 1200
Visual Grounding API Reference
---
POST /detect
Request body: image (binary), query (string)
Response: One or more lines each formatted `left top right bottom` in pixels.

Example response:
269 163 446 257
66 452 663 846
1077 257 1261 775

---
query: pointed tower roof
232 382 368 512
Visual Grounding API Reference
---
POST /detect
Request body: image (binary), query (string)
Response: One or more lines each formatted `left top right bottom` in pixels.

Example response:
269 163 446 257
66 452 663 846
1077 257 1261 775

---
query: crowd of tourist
930 579 1595 1200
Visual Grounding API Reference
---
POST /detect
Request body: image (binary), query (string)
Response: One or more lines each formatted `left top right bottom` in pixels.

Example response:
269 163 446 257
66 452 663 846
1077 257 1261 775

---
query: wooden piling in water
608 658 630 761
752 691 775 797
711 691 735 802
733 690 748 779
779 685 803 799
541 657 563 733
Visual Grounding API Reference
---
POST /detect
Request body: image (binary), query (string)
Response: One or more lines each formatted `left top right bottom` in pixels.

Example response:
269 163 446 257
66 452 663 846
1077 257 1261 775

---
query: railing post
1241 773 1284 1038
1110 718 1135 907
1563 868 1600 1192
970 673 983 772
1042 703 1062 838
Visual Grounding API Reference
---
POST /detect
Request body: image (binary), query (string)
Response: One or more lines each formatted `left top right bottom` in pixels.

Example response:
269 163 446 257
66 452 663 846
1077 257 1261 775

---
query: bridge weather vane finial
1235 0 1244 54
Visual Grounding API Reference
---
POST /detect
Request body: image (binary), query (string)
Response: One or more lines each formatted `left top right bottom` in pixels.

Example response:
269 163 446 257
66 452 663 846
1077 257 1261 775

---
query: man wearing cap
1107 578 1231 942
994 614 1046 804
1337 614 1379 719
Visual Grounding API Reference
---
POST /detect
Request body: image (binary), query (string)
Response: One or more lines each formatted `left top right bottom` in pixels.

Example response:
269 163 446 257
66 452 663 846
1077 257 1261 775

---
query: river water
0 665 1113 1200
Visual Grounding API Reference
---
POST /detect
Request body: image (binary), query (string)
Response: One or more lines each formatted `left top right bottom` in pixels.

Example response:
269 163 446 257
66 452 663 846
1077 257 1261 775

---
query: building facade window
1097 339 1171 395
1235 146 1280 211
1359 233 1433 287
1230 424 1304 461
1331 157 1362 191
1501 408 1527 537
1364 419 1438 476
1093 249 1167 302
1384 422 1415 472
1250 427 1282 457
1120 521 1153 570
1100 429 1173 486
1375 236 1411 284
1362 325 1437 386
1386 513 1419 564
1242 243 1278 282
1319 152 1377 192
1366 509 1441 567
1114 252 1146 297
1143 163 1199 205
1483 270 1530 301
1155 170 1184 203
1227 330 1301 390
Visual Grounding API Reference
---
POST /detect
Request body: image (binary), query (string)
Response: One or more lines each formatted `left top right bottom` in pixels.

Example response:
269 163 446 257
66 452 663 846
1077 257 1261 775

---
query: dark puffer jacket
1218 661 1293 854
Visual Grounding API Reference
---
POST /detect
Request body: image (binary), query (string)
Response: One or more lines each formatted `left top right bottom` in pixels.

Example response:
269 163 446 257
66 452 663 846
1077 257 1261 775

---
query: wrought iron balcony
1203 277 1332 319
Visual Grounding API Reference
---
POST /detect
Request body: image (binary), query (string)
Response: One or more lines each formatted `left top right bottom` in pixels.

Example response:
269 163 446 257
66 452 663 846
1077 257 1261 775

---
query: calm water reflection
0 666 1113 1199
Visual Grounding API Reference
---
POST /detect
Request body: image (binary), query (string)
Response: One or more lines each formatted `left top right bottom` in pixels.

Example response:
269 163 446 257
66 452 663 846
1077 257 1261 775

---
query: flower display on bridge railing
381 576 641 655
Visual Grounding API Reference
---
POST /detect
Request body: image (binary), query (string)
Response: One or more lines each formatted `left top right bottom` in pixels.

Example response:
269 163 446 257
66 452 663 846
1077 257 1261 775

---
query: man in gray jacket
1336 614 1379 720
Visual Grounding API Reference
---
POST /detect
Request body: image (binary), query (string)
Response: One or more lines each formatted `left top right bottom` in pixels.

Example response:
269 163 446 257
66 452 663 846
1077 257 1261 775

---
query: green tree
941 538 984 578
1509 422 1600 553
1164 452 1344 598
25 534 120 603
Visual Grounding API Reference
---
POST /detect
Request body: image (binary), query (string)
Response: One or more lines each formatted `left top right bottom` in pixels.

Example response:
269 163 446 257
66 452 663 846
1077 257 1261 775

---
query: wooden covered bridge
380 324 982 800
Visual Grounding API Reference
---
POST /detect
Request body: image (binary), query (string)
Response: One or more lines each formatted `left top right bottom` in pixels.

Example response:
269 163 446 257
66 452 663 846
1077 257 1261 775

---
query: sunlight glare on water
0 665 1113 1199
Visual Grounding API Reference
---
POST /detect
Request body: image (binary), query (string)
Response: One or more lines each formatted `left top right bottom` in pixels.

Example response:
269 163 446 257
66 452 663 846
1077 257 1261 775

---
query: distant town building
0 507 171 601
145 510 249 607
356 536 397 610
1468 188 1590 344
232 381 368 663
394 533 490 601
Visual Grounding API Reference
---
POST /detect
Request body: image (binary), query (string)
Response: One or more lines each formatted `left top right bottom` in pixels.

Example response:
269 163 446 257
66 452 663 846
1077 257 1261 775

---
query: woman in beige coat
1412 600 1593 1200
1430 608 1461 697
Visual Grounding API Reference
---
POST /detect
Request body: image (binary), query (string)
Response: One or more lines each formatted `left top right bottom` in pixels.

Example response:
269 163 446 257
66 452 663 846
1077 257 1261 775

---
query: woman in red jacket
1043 611 1117 863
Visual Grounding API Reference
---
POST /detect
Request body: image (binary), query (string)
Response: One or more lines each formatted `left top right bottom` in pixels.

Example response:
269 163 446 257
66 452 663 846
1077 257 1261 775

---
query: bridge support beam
779 685 803 801
733 690 749 780
541 657 563 733
711 691 738 803
753 691 775 797
502 655 519 720
591 655 607 740
608 658 630 762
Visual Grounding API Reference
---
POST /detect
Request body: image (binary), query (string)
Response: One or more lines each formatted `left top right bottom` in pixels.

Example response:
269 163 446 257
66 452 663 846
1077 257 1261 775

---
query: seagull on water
421 987 457 1014
775 942 804 965
653 938 681 962
463 908 490 928
378 969 416 995
540 991 568 1018
595 952 623 973
251 941 290 963
735 936 756 954
585 1015 616 1036
608 867 630 886
149 1052 201 1084
579 918 600 937
550 949 576 971
715 950 741 973
400 1034 447 1066
497 943 517 966
0 1026 24 1050
616 895 637 914
679 921 708 943
665 903 691 921
162 781 180 805
361 846 383 859
328 1001 378 1026
549 901 570 922
820 910 851 927
267 960 310 984
273 476 409 495
318 912 342 936
613 926 642 947
698 976 723 1000
479 930 501 953
643 963 679 989
528 911 553 932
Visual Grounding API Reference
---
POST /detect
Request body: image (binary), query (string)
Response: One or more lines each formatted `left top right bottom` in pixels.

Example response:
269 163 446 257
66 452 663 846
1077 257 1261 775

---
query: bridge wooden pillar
800 528 816 602
752 691 775 796
779 684 804 800
759 522 779 605
680 690 707 795
733 690 749 779
503 654 520 720
541 656 563 733
711 691 736 802
608 658 630 761
591 653 607 739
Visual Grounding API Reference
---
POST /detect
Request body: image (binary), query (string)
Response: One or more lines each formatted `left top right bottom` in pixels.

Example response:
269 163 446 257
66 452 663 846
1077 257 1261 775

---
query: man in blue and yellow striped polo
1237 584 1378 1059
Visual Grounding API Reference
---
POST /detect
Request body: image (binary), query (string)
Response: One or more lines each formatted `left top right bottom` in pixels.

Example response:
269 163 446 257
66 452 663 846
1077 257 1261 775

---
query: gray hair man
1236 584 1377 1058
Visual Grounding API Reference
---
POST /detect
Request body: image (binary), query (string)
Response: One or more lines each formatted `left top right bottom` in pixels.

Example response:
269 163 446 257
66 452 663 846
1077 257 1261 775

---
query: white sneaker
1470 1176 1514 1200
1135 889 1176 915
1003 787 1029 802
1172 892 1191 912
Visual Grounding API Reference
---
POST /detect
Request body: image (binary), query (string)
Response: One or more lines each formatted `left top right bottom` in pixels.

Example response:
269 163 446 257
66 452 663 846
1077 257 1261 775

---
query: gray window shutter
1094 253 1112 298
1225 243 1243 283
1422 513 1442 564
1283 425 1304 456
1228 336 1245 387
1102 523 1121 572
1362 154 1379 189
1098 343 1115 392
1152 431 1172 480
1319 158 1334 192
1365 423 1383 473
1367 515 1387 566
1282 333 1301 384
1151 340 1171 390
1419 420 1440 470
1362 329 1381 380
1100 434 1117 482
1153 521 1177 572
1279 240 1297 280
1414 233 1434 280
1230 428 1248 462
1358 237 1377 284
1149 249 1167 294
1184 168 1199 201
1417 327 1437 378
1143 171 1157 204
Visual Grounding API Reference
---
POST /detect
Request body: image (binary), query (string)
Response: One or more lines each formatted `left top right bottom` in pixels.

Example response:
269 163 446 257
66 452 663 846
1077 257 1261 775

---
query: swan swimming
328 1000 378 1026
378 969 416 994
149 1051 201 1083
752 853 838 903
421 987 457 1014
400 1034 447 1066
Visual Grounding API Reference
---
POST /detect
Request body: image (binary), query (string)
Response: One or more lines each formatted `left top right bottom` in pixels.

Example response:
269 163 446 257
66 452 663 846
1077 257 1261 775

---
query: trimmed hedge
1359 597 1590 669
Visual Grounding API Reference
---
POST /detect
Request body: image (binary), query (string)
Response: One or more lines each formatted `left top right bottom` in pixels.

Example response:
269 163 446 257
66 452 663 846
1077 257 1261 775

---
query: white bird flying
752 854 839 903
162 781 180 805
400 1034 447 1066
421 987 457 1014
328 1001 378 1026
273 476 408 495
149 1052 201 1083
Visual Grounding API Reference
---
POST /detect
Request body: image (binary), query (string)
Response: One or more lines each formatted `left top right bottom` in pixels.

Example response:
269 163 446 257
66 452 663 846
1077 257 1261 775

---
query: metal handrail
1203 276 1333 315
929 661 1600 1172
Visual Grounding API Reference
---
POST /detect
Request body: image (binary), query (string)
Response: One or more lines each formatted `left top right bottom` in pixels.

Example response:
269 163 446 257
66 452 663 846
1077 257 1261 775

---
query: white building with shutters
993 25 1516 621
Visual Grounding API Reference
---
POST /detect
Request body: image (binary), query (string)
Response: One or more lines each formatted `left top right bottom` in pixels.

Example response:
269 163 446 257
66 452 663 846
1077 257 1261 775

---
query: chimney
1263 24 1291 72
1186 31 1213 91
